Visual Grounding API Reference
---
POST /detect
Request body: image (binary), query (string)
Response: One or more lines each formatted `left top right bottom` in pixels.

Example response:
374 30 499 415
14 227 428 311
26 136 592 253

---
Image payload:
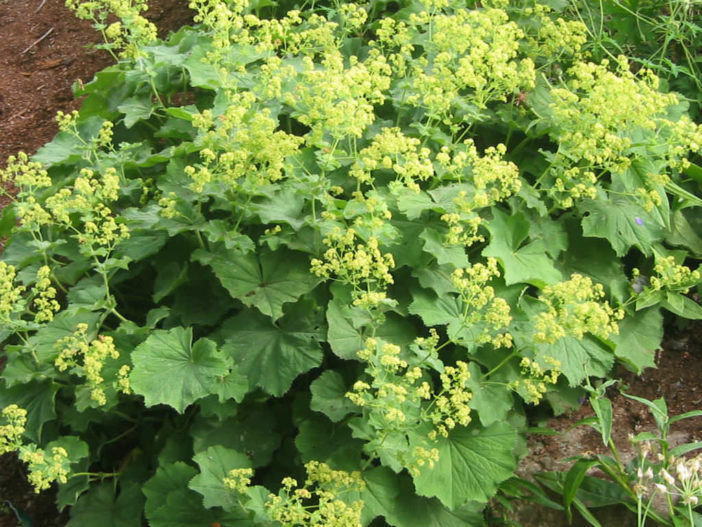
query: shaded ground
0 2 701 527
503 320 702 526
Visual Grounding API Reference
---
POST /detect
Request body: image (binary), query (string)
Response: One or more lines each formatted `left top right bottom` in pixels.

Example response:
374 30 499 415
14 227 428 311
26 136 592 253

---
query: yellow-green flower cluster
289 49 391 145
0 152 55 230
0 407 78 494
0 151 51 190
665 115 702 170
425 361 473 439
187 98 303 193
351 128 433 190
451 259 513 348
346 337 476 475
548 164 599 209
32 266 61 323
534 274 624 343
265 461 365 527
19 445 70 493
222 467 254 494
346 337 439 473
523 4 587 58
435 141 520 246
188 0 246 69
402 7 535 113
6 158 125 244
55 110 80 133
0 263 26 324
640 256 702 294
370 17 414 75
0 405 27 455
0 263 61 326
43 167 129 251
347 339 415 420
508 356 561 404
310 228 395 308
115 365 132 395
338 3 367 32
157 192 179 219
549 57 679 176
54 324 122 406
66 0 157 59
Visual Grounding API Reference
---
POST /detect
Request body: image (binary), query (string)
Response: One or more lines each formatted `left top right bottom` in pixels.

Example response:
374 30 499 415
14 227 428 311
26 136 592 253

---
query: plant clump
0 0 701 525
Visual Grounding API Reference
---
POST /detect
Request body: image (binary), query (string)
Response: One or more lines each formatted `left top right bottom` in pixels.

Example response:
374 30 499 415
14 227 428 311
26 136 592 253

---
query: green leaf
610 308 662 373
395 188 436 220
130 327 232 413
117 95 154 128
26 309 101 364
326 299 416 360
465 362 513 427
412 422 518 508
143 462 217 527
614 159 669 230
153 261 189 303
189 446 253 511
420 226 469 268
211 368 249 404
183 46 222 89
67 482 144 527
413 263 459 296
356 467 401 525
191 410 281 468
47 436 89 474
310 370 357 422
579 195 664 257
668 210 702 257
621 393 668 432
116 229 168 263
252 188 308 231
563 459 599 521
663 292 702 320
589 396 612 446
0 203 15 239
483 208 562 286
193 246 319 321
170 268 232 327
408 288 486 349
559 220 629 302
220 307 324 397
669 409 702 425
0 380 57 443
295 414 363 464
535 336 614 386
408 288 462 328
385 473 487 527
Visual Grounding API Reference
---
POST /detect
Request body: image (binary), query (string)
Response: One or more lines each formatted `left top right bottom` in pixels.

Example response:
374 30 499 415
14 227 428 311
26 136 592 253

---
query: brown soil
0 2 700 527
506 321 702 527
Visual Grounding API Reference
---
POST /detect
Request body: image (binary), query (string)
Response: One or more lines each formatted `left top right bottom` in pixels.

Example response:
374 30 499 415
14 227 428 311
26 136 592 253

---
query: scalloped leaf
130 327 231 413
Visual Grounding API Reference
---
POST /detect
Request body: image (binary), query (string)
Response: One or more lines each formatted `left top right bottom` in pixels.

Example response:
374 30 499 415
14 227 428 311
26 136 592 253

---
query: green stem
484 349 519 379
71 471 121 479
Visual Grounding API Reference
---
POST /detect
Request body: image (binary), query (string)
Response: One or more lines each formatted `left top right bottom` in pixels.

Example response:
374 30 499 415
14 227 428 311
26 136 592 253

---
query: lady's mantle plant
1 0 701 525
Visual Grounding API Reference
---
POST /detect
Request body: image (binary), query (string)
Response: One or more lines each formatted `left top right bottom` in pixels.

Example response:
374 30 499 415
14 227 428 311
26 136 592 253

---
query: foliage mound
1 0 701 525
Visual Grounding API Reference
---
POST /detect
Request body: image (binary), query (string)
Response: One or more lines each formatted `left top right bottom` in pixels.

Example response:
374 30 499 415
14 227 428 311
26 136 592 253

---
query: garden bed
1 1 701 526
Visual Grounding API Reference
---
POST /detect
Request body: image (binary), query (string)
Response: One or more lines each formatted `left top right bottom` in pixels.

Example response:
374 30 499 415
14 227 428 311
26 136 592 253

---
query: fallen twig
21 27 54 55
35 0 47 13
